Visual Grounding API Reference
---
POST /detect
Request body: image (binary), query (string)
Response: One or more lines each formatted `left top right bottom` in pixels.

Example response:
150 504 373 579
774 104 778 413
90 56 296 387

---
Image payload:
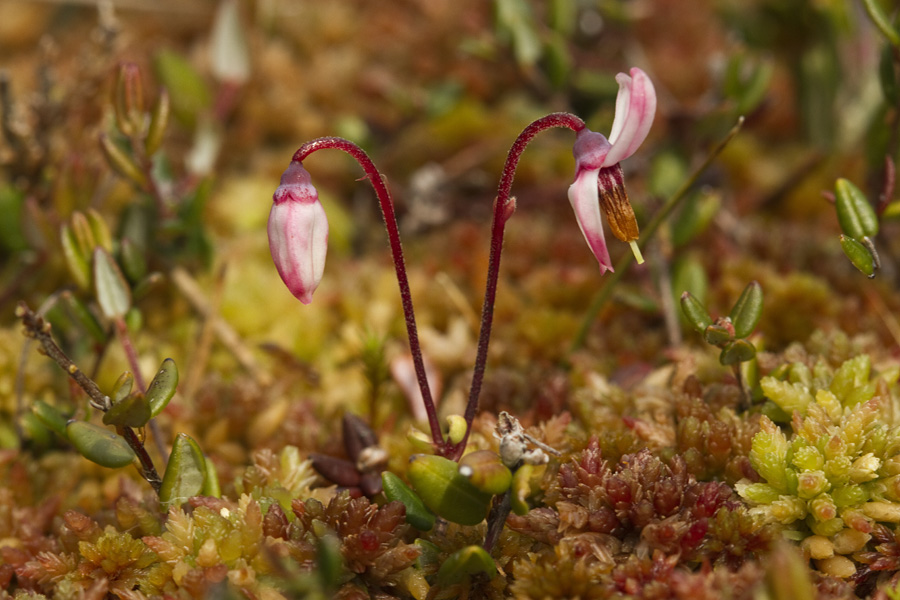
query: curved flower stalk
568 67 656 273
453 68 656 459
268 138 444 450
269 69 656 459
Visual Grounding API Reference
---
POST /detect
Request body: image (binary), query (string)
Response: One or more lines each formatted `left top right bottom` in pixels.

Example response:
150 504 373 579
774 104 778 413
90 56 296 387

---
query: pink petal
269 162 329 304
603 67 657 167
567 168 614 274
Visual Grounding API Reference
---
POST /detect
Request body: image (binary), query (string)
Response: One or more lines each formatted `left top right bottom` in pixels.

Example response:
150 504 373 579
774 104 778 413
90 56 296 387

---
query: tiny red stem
448 113 585 459
293 139 443 448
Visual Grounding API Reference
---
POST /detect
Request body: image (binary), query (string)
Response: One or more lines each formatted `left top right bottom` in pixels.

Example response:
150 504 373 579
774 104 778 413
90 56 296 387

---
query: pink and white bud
268 161 329 304
567 67 656 273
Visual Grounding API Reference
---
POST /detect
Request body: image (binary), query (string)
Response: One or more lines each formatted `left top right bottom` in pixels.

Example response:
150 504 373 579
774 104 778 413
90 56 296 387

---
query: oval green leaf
840 235 876 278
160 433 207 508
680 291 713 333
835 178 879 240
146 358 179 417
435 545 497 586
729 280 763 339
408 454 492 526
60 224 91 290
102 392 151 428
382 471 436 531
720 339 757 366
32 400 69 438
66 420 136 468
93 247 132 319
510 463 535 516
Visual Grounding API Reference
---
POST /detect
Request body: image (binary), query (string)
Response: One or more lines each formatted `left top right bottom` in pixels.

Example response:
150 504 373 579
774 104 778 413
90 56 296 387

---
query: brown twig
17 301 162 493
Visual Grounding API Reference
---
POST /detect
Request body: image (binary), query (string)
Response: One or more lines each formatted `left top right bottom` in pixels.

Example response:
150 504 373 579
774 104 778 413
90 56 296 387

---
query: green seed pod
729 281 763 339
66 420 136 468
160 433 208 508
381 471 436 531
680 291 713 333
840 235 876 278
458 450 512 496
407 454 492 526
60 224 91 290
93 247 132 319
32 400 69 438
720 339 757 366
511 463 536 516
102 392 151 428
146 358 179 417
834 178 879 240
435 545 497 586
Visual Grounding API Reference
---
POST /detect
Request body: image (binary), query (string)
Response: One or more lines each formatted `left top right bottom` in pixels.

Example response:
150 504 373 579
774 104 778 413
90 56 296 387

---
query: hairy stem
292 138 443 448
449 113 586 460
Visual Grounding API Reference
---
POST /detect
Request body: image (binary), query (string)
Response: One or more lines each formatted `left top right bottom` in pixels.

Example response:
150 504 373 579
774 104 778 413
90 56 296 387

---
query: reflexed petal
567 168 613 273
268 162 329 304
604 67 656 167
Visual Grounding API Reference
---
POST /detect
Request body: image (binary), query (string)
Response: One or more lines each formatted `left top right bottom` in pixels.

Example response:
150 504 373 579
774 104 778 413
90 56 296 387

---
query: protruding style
568 67 656 273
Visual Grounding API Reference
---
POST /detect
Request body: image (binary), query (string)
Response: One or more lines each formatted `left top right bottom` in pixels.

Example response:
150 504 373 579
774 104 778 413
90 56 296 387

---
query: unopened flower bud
268 161 329 304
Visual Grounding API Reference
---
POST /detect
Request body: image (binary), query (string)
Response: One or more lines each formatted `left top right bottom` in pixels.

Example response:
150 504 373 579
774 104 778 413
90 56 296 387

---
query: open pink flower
268 160 329 304
568 67 656 274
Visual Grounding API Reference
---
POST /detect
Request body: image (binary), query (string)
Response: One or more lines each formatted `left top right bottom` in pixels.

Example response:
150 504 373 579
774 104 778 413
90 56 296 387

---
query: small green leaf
407 454 492 526
66 420 136 468
146 358 179 417
93 247 132 319
120 238 148 284
102 393 151 428
61 291 106 344
202 457 221 497
316 535 343 590
382 471 436 531
99 134 147 187
458 450 512 496
111 372 134 404
511 463 535 516
729 281 763 339
840 235 876 278
704 322 734 346
835 178 879 240
720 339 757 366
32 400 69 438
85 209 113 253
145 89 170 156
60 224 91 290
153 49 212 127
435 545 497 586
160 433 207 507
680 291 713 333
